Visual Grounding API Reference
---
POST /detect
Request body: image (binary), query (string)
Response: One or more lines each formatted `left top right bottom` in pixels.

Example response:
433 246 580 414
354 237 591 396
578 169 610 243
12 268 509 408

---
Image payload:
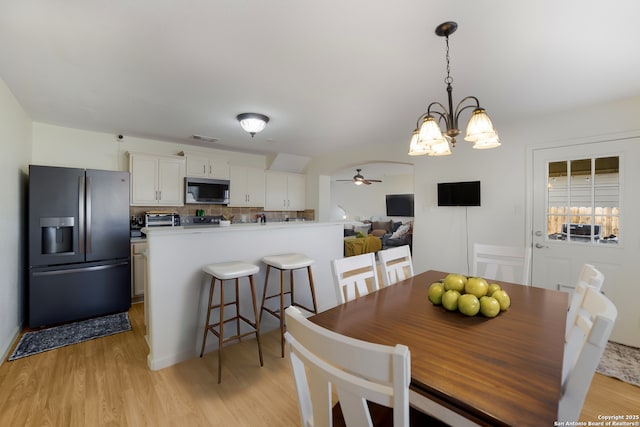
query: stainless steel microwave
185 177 230 204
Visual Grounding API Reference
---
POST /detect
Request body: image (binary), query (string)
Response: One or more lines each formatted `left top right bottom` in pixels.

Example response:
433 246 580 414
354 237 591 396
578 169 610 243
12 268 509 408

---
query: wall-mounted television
437 181 481 206
386 194 414 217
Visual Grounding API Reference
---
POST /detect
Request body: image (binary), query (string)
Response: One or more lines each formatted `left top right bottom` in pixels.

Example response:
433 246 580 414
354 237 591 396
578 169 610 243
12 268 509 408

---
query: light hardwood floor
1 302 638 426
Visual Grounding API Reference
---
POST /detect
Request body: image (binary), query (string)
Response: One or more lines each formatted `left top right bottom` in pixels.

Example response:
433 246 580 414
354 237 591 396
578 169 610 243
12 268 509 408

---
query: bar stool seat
260 253 318 357
201 260 263 383
262 253 314 271
203 261 260 280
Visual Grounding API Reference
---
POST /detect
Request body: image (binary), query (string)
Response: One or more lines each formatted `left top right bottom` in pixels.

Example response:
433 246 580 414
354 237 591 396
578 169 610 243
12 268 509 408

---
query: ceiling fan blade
336 168 382 184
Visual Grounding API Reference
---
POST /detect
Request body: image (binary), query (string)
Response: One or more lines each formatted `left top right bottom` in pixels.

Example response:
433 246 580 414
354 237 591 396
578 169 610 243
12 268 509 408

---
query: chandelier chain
444 36 453 85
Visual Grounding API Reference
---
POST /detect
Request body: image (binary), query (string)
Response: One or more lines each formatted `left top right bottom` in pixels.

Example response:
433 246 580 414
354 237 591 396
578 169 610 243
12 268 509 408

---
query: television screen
386 194 414 217
437 181 481 206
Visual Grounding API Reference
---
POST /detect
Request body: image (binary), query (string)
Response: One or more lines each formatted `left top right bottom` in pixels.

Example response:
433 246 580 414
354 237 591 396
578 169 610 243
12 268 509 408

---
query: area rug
8 312 131 361
596 341 640 387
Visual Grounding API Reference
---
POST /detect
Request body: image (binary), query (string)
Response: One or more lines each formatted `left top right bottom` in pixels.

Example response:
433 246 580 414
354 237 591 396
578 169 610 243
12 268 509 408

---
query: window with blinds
546 156 619 244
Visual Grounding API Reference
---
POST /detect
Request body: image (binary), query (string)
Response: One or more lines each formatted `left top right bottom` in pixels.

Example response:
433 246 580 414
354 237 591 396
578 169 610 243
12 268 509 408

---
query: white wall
0 78 32 363
411 130 528 275
306 145 414 225
306 96 640 280
31 123 267 172
330 174 413 221
412 96 640 276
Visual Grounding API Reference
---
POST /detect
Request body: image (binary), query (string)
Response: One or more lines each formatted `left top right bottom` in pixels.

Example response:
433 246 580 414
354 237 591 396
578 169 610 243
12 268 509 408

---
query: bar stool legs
201 261 263 383
260 254 318 357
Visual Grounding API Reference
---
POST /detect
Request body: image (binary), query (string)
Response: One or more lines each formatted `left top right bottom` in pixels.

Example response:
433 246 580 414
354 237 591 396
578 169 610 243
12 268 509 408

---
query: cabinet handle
209 165 212 174
158 190 162 201
203 165 206 174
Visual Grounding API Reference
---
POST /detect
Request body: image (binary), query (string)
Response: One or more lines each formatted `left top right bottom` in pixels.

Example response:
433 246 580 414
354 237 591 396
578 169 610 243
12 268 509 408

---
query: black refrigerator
28 165 131 328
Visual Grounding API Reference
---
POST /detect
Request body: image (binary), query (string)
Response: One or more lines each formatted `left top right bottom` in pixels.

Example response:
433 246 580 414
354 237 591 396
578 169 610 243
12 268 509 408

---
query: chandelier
408 22 500 156
237 113 270 137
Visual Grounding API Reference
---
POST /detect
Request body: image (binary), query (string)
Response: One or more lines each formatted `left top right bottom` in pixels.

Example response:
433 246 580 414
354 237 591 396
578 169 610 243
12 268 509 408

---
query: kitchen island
142 221 343 370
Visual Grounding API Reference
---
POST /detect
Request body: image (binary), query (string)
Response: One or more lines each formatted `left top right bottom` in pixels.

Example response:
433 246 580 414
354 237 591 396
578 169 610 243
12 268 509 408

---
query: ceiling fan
337 169 383 185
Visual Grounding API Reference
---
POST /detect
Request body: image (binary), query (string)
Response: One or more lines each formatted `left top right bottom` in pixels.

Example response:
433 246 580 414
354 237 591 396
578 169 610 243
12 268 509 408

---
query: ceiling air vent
191 135 219 143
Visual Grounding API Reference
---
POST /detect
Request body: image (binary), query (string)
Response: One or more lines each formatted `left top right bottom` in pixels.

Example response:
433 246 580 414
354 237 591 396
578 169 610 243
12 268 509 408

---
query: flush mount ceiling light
408 21 500 157
236 113 270 137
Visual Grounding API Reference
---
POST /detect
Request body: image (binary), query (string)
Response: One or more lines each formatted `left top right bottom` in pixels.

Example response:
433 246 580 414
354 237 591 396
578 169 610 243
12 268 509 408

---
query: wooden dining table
310 270 568 427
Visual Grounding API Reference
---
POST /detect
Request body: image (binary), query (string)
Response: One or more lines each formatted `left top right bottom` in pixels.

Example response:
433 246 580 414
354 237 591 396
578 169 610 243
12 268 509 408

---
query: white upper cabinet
265 171 306 211
181 151 230 180
228 165 265 207
129 152 185 206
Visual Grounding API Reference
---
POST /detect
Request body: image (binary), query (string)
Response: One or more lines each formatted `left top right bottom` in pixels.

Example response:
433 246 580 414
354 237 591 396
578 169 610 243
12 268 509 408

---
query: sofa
367 220 413 250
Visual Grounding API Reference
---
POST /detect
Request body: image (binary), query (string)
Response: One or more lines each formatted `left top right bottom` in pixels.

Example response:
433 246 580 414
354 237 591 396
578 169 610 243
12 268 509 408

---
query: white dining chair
471 243 532 285
559 285 617 421
331 252 380 304
565 264 605 341
378 245 414 287
284 306 438 427
577 263 605 290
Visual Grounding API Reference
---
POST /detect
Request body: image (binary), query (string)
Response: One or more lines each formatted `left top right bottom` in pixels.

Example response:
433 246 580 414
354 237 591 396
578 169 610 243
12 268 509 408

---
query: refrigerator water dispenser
40 217 74 254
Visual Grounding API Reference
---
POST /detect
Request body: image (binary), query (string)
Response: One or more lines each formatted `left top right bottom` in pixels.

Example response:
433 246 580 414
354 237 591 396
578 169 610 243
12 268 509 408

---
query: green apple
487 283 501 297
465 277 489 298
428 282 445 305
441 290 461 311
492 290 511 311
458 294 480 316
443 273 467 293
479 296 501 318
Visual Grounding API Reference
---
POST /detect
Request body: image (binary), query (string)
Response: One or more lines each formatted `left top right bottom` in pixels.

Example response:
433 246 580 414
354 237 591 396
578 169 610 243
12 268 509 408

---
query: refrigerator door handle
32 261 129 276
78 175 85 254
86 176 92 253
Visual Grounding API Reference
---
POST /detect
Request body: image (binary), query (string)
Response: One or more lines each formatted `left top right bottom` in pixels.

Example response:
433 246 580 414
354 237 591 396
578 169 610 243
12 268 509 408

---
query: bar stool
260 253 318 357
200 261 263 383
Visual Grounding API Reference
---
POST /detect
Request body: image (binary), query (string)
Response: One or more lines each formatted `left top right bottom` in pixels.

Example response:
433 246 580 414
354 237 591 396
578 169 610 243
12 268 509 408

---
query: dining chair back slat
559 286 617 421
331 253 379 304
378 245 414 287
472 243 532 285
284 306 411 427
565 264 605 340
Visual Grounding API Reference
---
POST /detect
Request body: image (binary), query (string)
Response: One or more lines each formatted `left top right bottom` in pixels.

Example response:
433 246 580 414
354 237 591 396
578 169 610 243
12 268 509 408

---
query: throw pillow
371 220 392 233
390 223 411 239
370 229 387 238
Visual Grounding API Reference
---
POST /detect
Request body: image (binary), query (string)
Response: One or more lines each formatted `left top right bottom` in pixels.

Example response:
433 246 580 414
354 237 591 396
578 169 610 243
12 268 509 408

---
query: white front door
530 136 640 347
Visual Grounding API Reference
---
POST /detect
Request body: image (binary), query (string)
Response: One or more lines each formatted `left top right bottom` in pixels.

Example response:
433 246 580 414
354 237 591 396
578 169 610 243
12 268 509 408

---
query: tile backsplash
130 205 315 223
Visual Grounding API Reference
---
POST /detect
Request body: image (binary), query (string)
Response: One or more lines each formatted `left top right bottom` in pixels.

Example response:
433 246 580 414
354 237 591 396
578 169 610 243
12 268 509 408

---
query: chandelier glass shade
237 113 269 137
408 22 500 156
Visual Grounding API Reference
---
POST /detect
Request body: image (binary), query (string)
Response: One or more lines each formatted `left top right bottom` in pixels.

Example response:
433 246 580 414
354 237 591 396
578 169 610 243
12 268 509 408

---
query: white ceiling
2 1 640 159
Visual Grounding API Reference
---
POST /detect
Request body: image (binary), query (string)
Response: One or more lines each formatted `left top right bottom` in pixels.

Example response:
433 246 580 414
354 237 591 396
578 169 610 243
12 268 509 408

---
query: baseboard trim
0 323 23 366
